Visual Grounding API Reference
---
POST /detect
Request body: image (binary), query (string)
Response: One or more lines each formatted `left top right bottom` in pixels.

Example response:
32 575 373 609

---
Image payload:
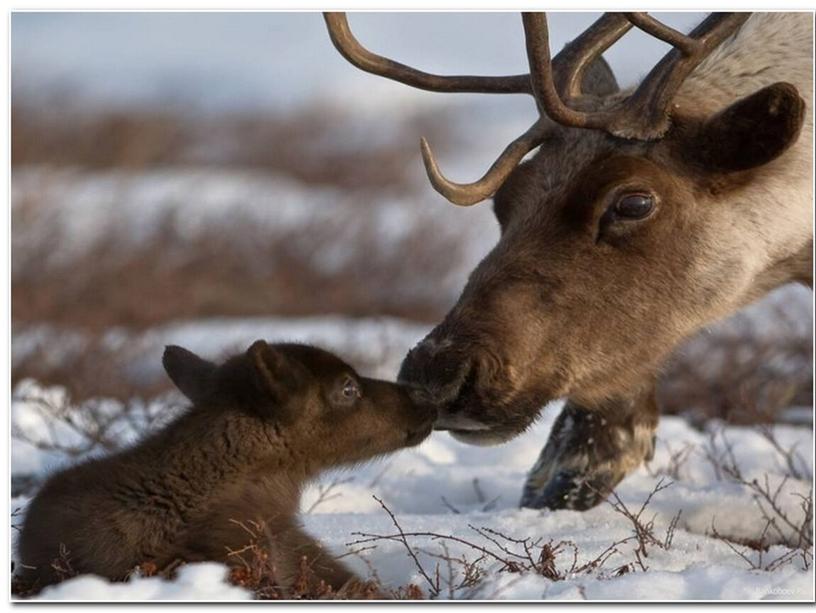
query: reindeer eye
341 378 360 400
614 193 654 219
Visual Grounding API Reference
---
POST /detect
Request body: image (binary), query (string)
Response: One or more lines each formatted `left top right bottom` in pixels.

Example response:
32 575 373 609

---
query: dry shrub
12 95 464 338
658 301 812 426
199 108 447 192
343 488 681 599
12 333 172 403
12 206 463 334
219 520 385 600
12 95 449 191
602 478 682 572
11 193 463 399
11 378 180 484
12 98 189 170
702 427 813 552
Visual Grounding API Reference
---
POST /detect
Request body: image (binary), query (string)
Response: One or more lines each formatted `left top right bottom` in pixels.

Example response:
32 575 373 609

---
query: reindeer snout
398 337 472 406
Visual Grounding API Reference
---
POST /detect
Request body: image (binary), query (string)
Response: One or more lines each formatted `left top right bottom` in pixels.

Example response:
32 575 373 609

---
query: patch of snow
36 563 252 601
12 375 814 600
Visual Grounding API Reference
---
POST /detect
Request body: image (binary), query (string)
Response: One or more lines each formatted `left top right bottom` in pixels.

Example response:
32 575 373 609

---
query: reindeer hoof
518 402 656 511
520 468 614 510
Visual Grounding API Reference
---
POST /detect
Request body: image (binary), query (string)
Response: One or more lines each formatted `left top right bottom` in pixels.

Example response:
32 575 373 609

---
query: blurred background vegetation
11 12 812 425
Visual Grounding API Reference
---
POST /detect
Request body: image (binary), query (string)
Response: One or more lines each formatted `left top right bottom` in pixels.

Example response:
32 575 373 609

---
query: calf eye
614 193 654 219
330 376 362 408
341 378 360 400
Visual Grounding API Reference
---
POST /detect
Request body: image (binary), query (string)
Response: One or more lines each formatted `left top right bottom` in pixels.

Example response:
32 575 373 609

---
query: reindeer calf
17 340 435 595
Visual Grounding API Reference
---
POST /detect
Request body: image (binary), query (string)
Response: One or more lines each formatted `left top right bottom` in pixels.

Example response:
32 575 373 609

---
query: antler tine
613 12 751 139
323 11 751 205
323 12 532 94
417 12 631 205
419 121 547 206
522 13 616 131
623 13 699 56
552 13 633 99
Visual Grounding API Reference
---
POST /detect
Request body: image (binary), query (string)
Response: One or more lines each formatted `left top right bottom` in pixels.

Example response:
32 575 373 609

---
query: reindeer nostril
398 338 472 406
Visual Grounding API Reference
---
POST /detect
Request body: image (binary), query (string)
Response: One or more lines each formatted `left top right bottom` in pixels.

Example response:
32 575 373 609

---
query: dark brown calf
16 341 435 594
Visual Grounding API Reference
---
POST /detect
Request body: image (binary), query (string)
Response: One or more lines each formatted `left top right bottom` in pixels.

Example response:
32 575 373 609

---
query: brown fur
16 341 435 593
397 14 812 509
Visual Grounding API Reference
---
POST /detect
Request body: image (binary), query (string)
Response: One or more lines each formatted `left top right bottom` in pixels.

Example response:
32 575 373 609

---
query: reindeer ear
247 340 310 418
697 82 805 173
162 345 216 404
581 56 619 97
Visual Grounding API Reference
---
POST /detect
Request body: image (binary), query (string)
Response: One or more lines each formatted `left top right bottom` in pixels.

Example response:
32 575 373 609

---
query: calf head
163 341 436 469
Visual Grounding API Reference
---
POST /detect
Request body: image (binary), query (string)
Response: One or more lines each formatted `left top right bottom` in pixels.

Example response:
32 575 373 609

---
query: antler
324 12 750 205
324 13 532 95
615 12 751 138
420 121 548 206
551 13 633 100
523 12 749 139
324 12 543 206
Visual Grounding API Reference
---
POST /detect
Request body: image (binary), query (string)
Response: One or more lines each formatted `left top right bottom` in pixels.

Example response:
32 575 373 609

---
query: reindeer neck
114 407 267 517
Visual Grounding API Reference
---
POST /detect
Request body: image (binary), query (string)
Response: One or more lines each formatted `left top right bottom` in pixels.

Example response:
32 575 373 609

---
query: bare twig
472 478 486 504
758 424 812 481
604 478 676 570
303 476 354 515
709 517 803 573
368 495 439 596
656 441 694 481
440 496 461 514
346 496 639 599
664 510 682 550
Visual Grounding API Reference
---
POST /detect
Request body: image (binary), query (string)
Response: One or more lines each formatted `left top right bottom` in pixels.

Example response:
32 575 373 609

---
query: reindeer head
326 13 808 445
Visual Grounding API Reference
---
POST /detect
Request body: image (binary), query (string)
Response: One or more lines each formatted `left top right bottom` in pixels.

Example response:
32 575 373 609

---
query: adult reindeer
324 12 813 510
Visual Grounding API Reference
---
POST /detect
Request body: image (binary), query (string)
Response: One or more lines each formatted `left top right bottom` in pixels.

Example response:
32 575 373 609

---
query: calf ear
162 345 216 404
248 340 309 419
697 82 805 173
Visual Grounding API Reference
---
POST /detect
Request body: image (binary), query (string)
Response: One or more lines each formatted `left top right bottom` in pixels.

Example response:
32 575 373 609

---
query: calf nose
398 337 470 405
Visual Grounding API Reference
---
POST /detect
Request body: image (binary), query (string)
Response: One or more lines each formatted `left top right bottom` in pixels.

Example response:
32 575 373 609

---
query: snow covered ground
11 316 814 601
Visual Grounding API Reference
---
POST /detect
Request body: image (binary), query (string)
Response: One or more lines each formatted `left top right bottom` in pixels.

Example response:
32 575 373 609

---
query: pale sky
12 12 705 112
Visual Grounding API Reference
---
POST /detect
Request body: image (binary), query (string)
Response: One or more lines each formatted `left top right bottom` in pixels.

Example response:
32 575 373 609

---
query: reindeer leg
519 386 658 511
276 525 385 599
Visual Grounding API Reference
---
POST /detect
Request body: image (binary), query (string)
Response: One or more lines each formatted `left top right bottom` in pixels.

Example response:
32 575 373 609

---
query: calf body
17 341 435 594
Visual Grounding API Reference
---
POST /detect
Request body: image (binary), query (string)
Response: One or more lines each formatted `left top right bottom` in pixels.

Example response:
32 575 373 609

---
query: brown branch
368 495 439 597
347 495 640 599
303 476 354 515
